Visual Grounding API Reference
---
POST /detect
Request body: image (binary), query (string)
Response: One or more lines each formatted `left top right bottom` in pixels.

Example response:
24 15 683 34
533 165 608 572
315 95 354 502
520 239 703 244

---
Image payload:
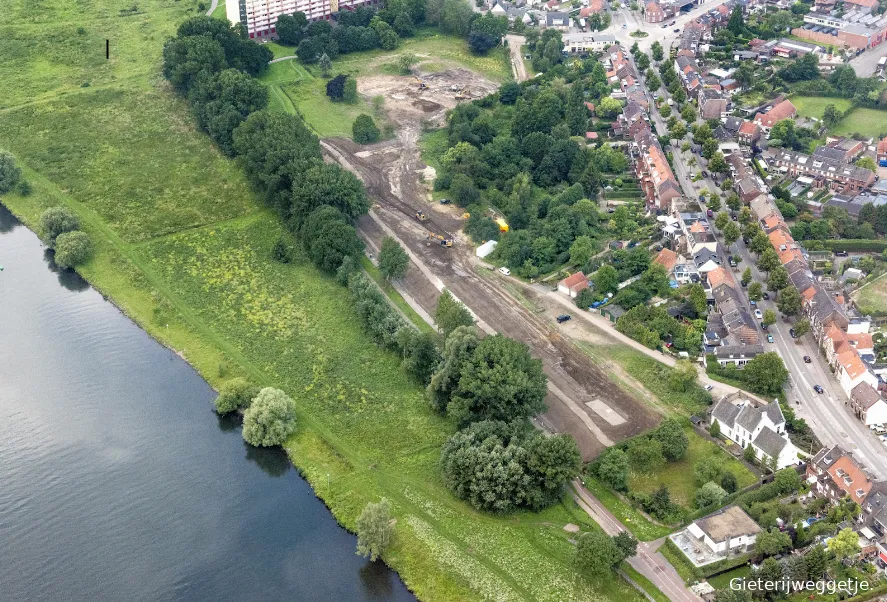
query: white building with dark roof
711 394 799 469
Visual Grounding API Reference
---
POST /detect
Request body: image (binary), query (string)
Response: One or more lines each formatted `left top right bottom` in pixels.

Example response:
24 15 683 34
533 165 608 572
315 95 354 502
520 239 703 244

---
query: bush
16 179 32 196
39 206 80 246
0 150 22 193
214 377 260 414
352 114 381 144
242 387 297 447
272 238 293 263
53 230 92 268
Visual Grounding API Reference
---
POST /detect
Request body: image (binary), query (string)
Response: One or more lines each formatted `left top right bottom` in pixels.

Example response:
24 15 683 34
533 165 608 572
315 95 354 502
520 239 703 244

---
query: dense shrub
53 231 92 269
242 387 297 447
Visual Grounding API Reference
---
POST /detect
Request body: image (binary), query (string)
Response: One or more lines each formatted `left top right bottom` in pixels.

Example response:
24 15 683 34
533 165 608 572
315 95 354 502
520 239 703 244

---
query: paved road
573 482 703 602
849 47 887 77
505 34 529 82
729 235 887 478
206 0 218 16
606 1 731 51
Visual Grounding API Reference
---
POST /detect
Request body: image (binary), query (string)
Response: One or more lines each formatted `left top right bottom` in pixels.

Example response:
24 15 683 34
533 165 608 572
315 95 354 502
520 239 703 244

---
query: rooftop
696 505 763 542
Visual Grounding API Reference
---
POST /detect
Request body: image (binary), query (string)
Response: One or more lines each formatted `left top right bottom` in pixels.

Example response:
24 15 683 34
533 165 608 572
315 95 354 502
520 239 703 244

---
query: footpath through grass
0 0 647 600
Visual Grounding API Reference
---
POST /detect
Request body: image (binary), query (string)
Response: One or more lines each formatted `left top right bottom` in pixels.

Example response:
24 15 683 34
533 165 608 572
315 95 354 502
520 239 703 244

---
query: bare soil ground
323 69 660 460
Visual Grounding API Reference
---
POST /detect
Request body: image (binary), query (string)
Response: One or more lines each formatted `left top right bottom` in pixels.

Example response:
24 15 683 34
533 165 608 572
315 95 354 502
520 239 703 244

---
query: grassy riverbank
0 0 648 599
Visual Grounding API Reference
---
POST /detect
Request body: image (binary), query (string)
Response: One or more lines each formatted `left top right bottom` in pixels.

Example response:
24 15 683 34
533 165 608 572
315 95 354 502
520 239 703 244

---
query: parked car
760 322 768 331
750 299 757 307
804 356 812 363
707 208 713 217
754 309 763 319
835 251 849 257
814 385 825 394
556 314 571 324
701 170 708 178
498 267 511 276
439 198 451 204
762 292 770 300
704 384 714 391
790 328 796 338
673 27 680 32
767 334 774 343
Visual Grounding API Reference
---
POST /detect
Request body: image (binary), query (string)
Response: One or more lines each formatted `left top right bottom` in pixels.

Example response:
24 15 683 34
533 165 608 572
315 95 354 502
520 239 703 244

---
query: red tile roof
754 100 797 128
654 248 678 271
827 455 872 505
837 349 868 380
559 272 589 292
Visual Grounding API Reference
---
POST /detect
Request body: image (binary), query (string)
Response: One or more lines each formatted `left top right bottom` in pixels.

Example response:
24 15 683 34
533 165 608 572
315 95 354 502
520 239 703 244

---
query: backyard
792 97 887 137
853 271 887 316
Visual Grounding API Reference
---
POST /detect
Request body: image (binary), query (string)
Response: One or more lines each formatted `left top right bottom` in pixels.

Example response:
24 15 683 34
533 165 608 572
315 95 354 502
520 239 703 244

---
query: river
0 204 415 602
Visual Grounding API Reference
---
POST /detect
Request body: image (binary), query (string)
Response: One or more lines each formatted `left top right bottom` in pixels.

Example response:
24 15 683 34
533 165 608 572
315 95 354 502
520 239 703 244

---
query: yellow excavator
415 210 428 221
455 86 470 100
413 76 428 90
427 232 453 247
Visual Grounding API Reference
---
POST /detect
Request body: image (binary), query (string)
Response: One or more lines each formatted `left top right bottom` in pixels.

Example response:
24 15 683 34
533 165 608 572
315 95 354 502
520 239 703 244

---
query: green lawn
583 477 674 541
707 565 751 589
0 0 650 598
833 107 887 137
210 2 227 20
854 272 887 316
791 96 853 119
627 428 757 509
261 28 510 139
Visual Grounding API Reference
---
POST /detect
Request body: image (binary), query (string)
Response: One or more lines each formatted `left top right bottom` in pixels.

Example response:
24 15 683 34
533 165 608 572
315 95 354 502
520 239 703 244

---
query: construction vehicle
495 218 509 232
415 210 428 221
455 86 470 100
413 76 428 90
427 232 453 247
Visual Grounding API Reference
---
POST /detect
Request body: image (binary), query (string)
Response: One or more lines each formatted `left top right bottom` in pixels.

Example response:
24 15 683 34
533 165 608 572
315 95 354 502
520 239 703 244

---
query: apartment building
226 0 375 38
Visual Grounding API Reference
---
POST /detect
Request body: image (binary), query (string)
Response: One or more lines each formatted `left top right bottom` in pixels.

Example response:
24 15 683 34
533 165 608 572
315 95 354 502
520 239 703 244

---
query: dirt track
323 69 660 460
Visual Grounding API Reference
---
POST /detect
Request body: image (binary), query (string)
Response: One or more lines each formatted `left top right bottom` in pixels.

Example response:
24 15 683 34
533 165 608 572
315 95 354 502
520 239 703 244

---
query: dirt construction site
322 68 660 460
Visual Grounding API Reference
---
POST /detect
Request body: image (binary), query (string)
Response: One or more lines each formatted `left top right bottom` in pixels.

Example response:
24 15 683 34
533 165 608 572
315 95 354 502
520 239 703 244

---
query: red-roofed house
877 136 887 164
836 349 878 396
585 131 599 141
738 121 762 147
558 272 589 298
753 99 797 133
646 1 665 22
654 248 678 272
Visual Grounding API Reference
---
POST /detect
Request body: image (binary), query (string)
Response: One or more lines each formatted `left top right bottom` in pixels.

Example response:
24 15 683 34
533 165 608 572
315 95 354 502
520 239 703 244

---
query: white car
498 267 511 276
754 309 763 319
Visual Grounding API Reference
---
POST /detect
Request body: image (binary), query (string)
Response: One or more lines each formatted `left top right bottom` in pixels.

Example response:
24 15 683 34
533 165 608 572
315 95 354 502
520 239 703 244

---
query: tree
598 448 630 491
774 467 802 493
468 31 499 54
613 531 638 560
276 12 308 45
352 113 381 144
793 318 810 339
857 156 877 172
435 290 473 338
316 52 333 77
574 531 622 576
748 282 763 302
805 545 828 578
569 236 597 267
822 103 841 128
290 162 369 228
651 41 664 62
722 221 740 248
242 387 297 447
743 352 789 396
0 150 22 193
681 104 696 123
778 285 802 316
709 151 728 174
344 77 358 103
53 230 92 269
728 4 744 34
694 456 724 485
356 498 394 561
829 527 860 560
326 74 347 100
709 420 721 438
655 418 688 461
213 377 260 414
524 434 581 508
670 360 698 392
379 236 410 280
449 334 547 426
597 97 623 119
695 481 727 508
720 471 737 493
741 267 752 287
427 325 478 412
162 35 227 94
768 266 789 292
758 247 781 273
756 527 792 557
302 205 364 274
744 444 757 464
636 52 650 71
39 206 80 246
762 309 776 326
689 282 708 315
188 68 268 155
594 264 619 294
750 230 771 255
397 328 441 384
627 437 665 472
715 211 729 231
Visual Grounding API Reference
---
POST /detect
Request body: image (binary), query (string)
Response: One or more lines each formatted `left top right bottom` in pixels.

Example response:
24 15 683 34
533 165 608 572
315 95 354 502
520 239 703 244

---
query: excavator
415 210 428 221
413 76 428 90
455 86 470 100
427 232 453 248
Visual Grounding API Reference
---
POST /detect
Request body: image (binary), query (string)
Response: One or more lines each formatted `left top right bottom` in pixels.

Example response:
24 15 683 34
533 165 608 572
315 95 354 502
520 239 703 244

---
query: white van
498 267 511 276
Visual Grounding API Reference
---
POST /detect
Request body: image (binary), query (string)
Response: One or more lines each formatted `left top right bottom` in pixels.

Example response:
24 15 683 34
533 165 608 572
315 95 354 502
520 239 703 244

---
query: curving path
205 0 218 16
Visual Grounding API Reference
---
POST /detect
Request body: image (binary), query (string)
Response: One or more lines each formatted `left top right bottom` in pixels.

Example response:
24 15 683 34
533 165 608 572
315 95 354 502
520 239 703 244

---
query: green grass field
0 0 653 599
626 428 757 509
854 272 887 316
261 29 510 138
792 96 887 136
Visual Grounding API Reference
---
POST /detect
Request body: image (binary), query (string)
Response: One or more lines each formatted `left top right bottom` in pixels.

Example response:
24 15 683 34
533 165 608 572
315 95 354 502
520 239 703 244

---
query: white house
685 506 762 556
711 395 799 469
850 383 887 427
557 272 589 298
835 349 879 397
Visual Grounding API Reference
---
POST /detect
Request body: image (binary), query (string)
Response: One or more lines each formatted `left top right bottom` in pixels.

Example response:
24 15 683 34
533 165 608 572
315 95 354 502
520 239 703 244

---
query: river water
0 205 414 602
